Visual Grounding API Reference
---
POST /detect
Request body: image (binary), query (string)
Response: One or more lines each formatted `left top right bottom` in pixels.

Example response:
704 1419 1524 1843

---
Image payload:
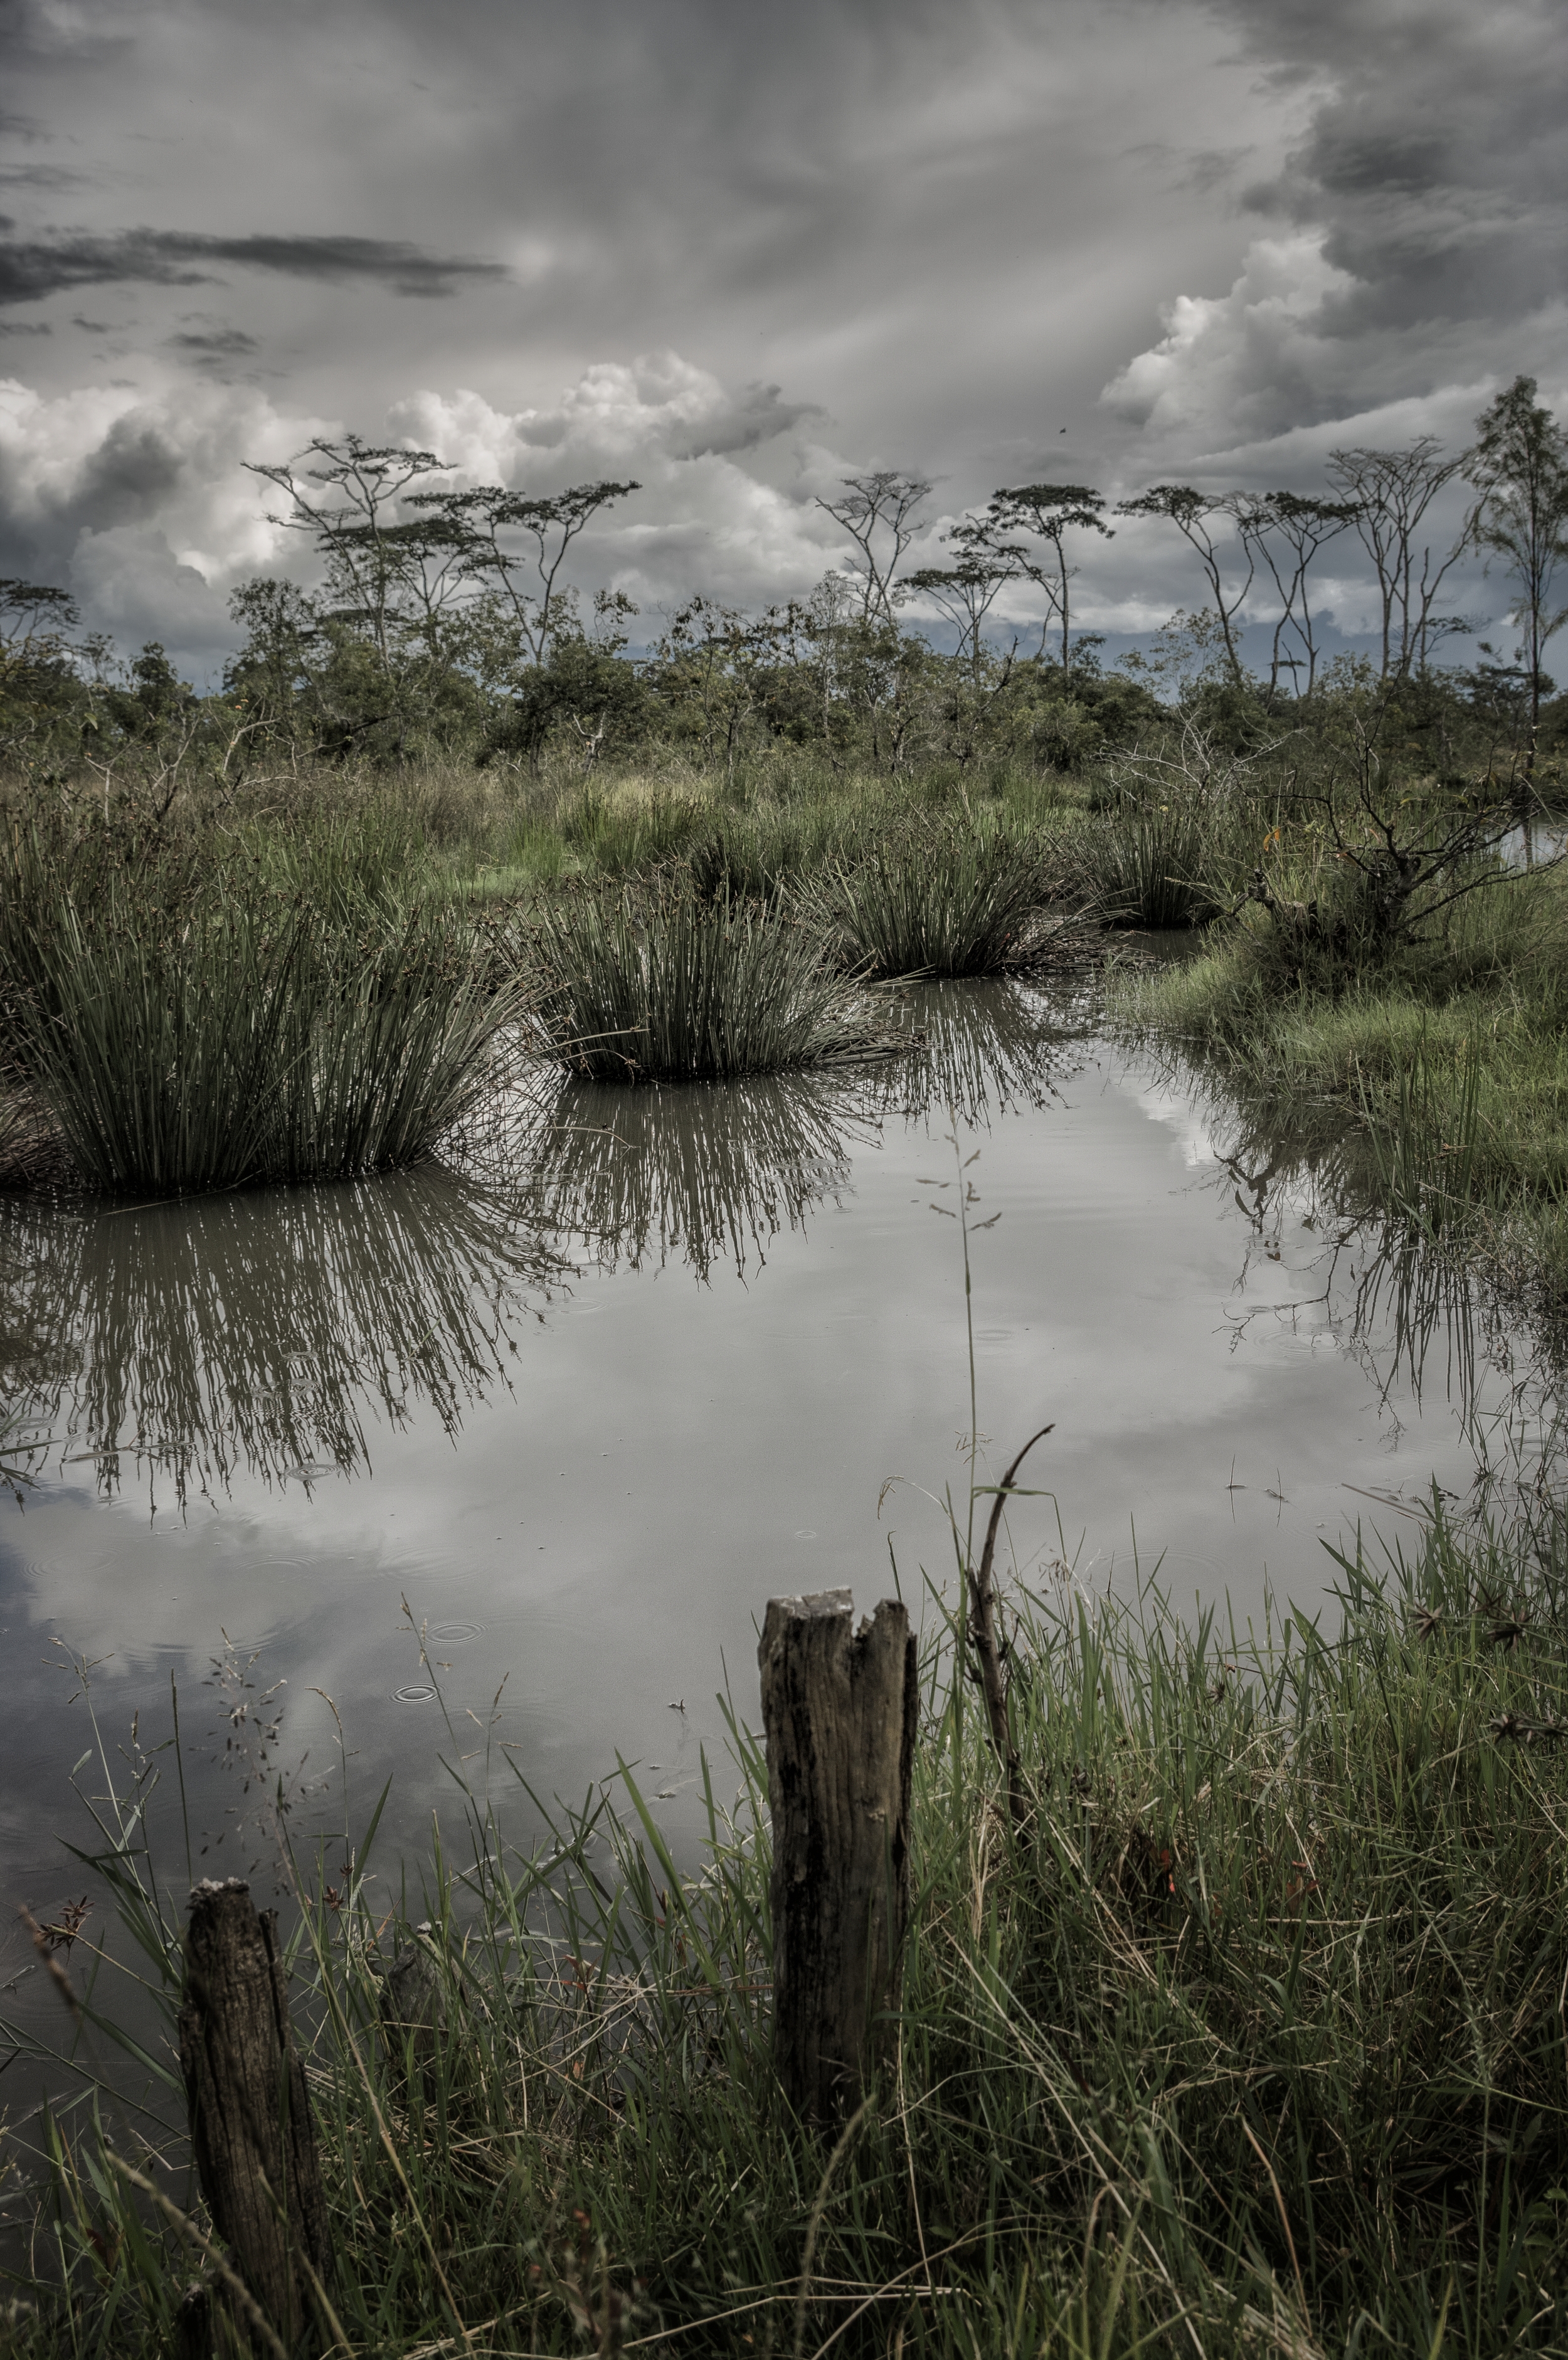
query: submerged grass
528 876 886 1082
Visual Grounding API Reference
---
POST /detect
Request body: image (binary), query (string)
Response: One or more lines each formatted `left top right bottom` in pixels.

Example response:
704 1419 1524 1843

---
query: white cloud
0 354 861 663
1099 235 1359 453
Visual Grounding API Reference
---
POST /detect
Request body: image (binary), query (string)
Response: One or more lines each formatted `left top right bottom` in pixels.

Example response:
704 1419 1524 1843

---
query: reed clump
805 812 1056 978
528 874 886 1081
1 813 521 1195
6 1486 1568 2356
1074 796 1221 928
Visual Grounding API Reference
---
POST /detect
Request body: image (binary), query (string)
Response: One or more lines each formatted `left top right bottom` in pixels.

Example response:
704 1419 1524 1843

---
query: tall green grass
1074 798 1219 928
806 815 1053 978
1 817 521 1195
11 887 514 1195
529 879 884 1081
1117 856 1568 1310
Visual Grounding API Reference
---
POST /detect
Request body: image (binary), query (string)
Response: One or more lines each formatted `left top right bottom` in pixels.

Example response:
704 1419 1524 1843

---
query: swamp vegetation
2 388 1568 2353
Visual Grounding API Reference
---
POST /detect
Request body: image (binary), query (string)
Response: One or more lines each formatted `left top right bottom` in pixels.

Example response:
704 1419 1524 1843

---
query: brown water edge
0 975 1554 2121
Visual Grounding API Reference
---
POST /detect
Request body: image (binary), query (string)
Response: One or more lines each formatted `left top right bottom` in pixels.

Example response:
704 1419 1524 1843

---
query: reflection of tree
864 978 1087 1130
499 1069 870 1281
0 1171 563 1506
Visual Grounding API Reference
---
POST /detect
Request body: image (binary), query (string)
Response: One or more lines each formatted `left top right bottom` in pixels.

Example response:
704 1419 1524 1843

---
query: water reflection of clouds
0 1171 565 1508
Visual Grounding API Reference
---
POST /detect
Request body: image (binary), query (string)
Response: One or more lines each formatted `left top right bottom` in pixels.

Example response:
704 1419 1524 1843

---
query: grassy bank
1118 849 1568 1318
5 1463 1567 2357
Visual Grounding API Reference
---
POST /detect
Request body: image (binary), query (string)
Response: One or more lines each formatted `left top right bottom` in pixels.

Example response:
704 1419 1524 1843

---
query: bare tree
975 484 1112 679
1116 485 1257 688
418 479 640 667
245 437 453 660
1238 492 1359 699
903 521 1012 685
815 471 933 626
1325 438 1470 681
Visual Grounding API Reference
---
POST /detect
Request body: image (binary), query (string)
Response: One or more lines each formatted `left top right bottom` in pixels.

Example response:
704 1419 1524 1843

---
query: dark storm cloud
0 164 90 191
64 415 183 527
0 225 509 308
1217 0 1568 332
667 383 824 460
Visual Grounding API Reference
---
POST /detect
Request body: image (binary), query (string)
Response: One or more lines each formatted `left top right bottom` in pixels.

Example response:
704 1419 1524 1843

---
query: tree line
2 374 1564 782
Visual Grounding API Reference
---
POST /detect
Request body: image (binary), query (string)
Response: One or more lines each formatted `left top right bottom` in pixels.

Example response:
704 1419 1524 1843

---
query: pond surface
0 976 1542 2049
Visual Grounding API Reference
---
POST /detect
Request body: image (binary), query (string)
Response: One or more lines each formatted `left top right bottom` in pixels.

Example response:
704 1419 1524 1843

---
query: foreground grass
6 1469 1568 2358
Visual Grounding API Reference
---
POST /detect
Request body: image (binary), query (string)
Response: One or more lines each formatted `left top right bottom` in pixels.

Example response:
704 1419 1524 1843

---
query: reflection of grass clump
529 879 882 1081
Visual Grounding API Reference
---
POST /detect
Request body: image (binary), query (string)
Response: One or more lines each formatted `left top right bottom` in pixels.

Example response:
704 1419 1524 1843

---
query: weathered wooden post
177 1877 332 2354
760 1589 916 2126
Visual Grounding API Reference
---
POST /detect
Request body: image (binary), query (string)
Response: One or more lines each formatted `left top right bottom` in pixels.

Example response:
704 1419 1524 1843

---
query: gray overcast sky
0 0 1564 674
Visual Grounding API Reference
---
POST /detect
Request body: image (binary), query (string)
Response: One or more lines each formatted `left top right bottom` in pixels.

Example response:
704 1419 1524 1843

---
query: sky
0 0 1564 682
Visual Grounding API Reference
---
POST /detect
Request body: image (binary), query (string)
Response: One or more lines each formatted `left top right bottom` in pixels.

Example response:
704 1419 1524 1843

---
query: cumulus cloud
0 372 334 649
390 356 818 480
1103 0 1568 478
1101 235 1358 450
0 353 850 663
393 358 842 605
1 0 1560 667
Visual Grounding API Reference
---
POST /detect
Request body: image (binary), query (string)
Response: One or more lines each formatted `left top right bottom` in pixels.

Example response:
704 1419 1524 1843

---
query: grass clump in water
529 874 884 1082
806 811 1054 978
2 817 521 1195
1074 796 1220 927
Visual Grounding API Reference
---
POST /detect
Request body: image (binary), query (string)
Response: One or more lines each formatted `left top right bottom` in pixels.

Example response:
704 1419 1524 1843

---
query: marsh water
0 975 1547 2062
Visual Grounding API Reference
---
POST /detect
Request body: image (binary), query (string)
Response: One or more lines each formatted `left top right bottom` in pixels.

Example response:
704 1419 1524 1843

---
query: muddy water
0 978 1539 2040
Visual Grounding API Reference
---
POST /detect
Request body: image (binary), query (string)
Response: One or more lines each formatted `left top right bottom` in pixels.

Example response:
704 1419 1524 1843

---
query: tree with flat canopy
974 484 1112 681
